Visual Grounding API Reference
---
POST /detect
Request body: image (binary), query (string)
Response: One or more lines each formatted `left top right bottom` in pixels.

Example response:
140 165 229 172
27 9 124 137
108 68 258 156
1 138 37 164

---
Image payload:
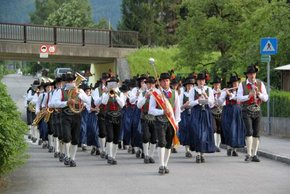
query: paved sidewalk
258 135 290 164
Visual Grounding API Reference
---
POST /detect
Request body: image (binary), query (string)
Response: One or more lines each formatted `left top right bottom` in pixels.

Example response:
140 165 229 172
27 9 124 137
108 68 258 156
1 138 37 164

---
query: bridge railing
0 23 138 48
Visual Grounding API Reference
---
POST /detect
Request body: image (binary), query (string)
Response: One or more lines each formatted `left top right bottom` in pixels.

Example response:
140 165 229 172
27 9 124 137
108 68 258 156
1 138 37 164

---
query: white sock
54 137 59 152
246 136 253 156
35 128 40 140
158 147 165 167
252 137 260 156
149 144 156 158
164 148 171 167
112 144 118 159
65 142 71 158
214 133 218 147
99 137 106 152
59 142 64 154
32 125 36 138
143 143 149 156
185 145 190 152
48 135 53 147
227 145 231 149
217 134 221 147
196 152 201 156
107 142 113 157
69 145 78 161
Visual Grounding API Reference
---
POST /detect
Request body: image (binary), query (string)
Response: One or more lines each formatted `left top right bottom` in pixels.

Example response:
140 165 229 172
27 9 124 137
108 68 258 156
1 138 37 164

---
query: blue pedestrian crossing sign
260 38 278 55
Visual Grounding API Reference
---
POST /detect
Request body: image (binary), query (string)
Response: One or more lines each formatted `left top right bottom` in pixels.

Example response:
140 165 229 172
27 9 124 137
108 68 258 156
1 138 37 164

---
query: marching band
25 64 268 175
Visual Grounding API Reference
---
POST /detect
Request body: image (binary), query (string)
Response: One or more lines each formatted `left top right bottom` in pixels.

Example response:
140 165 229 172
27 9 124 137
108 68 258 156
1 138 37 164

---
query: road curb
220 145 290 165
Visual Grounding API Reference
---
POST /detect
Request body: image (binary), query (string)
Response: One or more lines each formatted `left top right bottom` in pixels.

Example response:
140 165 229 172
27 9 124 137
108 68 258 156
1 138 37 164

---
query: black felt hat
101 72 110 80
159 72 171 81
227 72 241 84
119 84 130 93
183 77 195 86
196 73 206 80
244 64 259 75
210 76 222 84
66 72 75 82
137 74 148 81
31 80 40 86
145 76 156 84
106 76 119 83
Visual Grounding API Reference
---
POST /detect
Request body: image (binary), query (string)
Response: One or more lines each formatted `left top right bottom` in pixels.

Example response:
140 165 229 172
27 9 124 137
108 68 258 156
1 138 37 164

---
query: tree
44 0 94 27
118 0 182 46
176 0 266 78
30 0 67 24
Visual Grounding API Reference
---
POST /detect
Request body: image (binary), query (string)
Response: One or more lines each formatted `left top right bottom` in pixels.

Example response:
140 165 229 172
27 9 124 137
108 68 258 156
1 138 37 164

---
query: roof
275 64 290 70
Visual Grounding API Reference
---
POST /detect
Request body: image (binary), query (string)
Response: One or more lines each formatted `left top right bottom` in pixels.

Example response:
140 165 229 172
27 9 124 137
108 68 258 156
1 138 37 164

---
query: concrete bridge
0 23 138 82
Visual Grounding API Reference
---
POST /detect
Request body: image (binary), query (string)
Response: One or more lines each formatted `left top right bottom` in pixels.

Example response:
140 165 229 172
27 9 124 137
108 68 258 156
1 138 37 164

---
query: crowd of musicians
25 64 268 174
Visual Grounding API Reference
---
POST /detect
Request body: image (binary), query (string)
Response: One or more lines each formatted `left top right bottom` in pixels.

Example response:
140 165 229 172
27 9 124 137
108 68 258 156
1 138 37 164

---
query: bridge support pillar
89 62 117 85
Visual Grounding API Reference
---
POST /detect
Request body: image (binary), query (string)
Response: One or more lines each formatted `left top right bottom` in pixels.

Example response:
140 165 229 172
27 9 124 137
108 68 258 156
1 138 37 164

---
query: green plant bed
0 82 28 177
261 90 290 117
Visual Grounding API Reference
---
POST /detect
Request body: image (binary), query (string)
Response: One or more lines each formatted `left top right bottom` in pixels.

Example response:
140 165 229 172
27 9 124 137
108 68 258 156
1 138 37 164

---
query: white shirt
148 88 181 123
91 88 102 106
129 87 145 104
218 90 238 105
35 92 45 114
53 88 90 109
237 79 269 103
101 88 126 108
189 86 214 108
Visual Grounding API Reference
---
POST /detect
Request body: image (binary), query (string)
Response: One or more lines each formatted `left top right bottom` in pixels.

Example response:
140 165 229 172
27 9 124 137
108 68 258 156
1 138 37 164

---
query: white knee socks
143 143 149 157
65 142 71 158
246 136 253 156
112 144 118 159
107 142 113 158
69 145 78 161
158 147 165 167
99 137 106 152
164 148 171 167
252 137 260 156
149 144 156 158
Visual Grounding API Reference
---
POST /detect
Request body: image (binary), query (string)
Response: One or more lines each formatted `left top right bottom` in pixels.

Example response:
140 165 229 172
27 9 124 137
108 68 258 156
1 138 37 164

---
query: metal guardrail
0 23 138 48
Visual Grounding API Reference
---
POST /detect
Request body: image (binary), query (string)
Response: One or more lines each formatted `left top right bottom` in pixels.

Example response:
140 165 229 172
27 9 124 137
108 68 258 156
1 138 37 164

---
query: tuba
68 72 87 114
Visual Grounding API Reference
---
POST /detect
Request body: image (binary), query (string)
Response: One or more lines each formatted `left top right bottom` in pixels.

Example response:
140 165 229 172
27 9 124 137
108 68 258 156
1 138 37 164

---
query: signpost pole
267 55 271 135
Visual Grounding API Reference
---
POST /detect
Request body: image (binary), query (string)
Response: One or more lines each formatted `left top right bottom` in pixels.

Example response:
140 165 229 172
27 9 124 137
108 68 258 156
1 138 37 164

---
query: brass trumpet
109 89 116 97
28 102 36 112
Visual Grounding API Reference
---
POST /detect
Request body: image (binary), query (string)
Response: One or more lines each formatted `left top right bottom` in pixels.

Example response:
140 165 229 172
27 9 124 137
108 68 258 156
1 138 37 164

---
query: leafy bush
0 82 28 177
261 90 290 117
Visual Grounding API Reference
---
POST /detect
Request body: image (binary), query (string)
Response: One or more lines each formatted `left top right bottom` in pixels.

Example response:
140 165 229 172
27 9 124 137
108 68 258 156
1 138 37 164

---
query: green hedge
0 82 28 177
261 90 290 117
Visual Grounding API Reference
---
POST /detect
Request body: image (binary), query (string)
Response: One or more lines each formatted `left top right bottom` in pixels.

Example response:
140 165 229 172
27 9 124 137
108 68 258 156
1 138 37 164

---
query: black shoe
132 148 136 154
196 155 201 163
141 153 145 159
252 155 260 162
201 155 205 163
144 156 150 164
123 145 127 150
105 154 108 159
232 150 238 157
54 152 59 158
28 134 32 139
245 154 251 162
48 146 53 153
118 142 122 149
59 153 65 162
70 160 76 167
107 157 112 164
164 167 170 174
171 148 178 153
90 147 96 155
111 158 117 165
42 143 48 149
149 157 155 164
32 137 37 143
158 166 165 175
64 157 70 166
82 145 87 151
95 148 100 155
227 149 232 157
216 147 221 152
38 139 43 146
128 146 132 153
185 151 193 158
136 150 142 158
100 151 106 158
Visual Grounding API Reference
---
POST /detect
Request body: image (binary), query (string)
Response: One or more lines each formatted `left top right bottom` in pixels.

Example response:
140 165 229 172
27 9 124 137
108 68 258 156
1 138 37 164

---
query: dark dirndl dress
221 101 245 148
86 111 99 147
121 105 133 145
189 105 216 153
80 109 89 145
178 108 191 146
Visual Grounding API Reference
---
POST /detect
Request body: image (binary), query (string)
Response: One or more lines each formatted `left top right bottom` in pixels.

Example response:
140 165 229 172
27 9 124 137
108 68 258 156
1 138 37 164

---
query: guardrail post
23 25 27 43
109 30 112 47
53 27 57 45
82 29 85 46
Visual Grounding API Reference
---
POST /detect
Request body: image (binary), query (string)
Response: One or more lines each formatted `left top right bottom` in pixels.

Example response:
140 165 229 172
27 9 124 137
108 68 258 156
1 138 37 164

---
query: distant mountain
0 0 122 28
0 0 35 23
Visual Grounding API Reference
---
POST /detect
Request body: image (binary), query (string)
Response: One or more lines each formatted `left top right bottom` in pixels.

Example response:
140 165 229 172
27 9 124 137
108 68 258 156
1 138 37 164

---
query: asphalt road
1 74 290 194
